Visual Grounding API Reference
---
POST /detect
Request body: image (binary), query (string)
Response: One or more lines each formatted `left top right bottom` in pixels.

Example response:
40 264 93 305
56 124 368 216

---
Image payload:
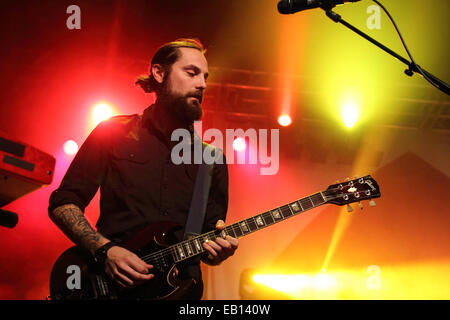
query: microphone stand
323 8 449 95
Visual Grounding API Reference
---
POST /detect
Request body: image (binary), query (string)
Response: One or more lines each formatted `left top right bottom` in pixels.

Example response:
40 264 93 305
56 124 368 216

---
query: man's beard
159 81 203 124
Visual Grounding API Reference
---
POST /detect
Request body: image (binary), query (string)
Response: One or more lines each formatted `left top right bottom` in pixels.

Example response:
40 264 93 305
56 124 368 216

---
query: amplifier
0 131 56 206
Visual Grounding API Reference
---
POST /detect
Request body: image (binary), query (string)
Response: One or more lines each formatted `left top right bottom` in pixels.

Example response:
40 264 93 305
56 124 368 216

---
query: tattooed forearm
50 204 109 255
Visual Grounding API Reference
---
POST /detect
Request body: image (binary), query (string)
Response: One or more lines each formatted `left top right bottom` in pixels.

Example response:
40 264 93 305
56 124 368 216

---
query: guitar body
49 221 196 300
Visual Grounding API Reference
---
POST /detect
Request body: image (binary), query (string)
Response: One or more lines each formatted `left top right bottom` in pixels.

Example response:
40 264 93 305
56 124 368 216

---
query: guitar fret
300 198 312 211
255 215 265 228
181 243 187 257
247 218 257 232
272 208 282 220
311 193 325 206
241 221 250 234
185 241 193 256
233 223 244 237
173 246 180 261
297 200 304 211
188 240 196 255
279 206 291 219
284 205 294 217
290 201 302 213
226 225 237 238
252 217 259 229
262 211 275 225
244 219 252 233
177 244 186 259
193 238 202 252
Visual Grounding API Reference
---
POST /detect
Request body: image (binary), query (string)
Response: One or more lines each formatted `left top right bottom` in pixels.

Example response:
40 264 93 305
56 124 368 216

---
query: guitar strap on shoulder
183 140 220 241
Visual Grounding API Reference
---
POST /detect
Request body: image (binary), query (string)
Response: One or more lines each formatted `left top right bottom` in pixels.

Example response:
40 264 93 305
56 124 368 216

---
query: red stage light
63 140 78 155
233 137 246 152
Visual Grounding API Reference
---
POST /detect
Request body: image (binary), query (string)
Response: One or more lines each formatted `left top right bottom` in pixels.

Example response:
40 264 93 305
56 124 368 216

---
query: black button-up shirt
48 104 229 292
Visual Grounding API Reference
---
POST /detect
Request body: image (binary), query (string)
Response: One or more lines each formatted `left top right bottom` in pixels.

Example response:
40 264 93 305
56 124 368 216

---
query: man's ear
151 64 165 84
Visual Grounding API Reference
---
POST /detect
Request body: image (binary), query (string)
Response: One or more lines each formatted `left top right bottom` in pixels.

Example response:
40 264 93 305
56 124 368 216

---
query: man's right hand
104 246 154 288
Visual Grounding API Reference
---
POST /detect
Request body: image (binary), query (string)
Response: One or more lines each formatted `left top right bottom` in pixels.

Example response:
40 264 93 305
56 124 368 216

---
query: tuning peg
346 204 353 212
358 202 363 210
369 200 376 207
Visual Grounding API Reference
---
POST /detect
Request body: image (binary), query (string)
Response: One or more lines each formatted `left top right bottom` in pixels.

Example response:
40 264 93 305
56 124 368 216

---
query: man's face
160 47 209 123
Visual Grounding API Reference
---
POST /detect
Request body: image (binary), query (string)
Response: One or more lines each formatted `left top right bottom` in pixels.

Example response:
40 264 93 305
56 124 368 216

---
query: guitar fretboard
142 192 326 267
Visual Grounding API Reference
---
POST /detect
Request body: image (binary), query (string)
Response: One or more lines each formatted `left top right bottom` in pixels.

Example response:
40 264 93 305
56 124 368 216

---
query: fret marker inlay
256 216 264 226
177 246 185 259
290 202 301 212
272 209 281 219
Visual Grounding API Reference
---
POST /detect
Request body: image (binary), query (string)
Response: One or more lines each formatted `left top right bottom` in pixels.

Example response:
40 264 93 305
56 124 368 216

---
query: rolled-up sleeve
48 121 112 215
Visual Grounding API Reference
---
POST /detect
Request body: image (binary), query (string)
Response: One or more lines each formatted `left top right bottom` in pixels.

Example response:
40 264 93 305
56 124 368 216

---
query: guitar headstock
324 175 381 209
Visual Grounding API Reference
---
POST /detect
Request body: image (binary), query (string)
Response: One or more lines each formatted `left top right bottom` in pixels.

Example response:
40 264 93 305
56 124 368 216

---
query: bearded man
48 39 238 300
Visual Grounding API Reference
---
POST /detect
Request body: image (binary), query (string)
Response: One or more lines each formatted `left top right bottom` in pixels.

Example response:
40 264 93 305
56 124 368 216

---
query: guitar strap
183 138 219 241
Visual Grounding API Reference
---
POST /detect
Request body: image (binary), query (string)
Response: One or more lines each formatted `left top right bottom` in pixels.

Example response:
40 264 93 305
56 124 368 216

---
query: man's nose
196 75 207 90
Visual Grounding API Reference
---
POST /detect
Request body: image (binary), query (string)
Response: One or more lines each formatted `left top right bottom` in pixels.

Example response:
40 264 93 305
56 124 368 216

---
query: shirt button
129 153 135 158
162 210 168 216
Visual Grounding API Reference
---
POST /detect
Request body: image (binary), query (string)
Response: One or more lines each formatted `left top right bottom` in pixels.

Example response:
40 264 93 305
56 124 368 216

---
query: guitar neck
167 191 327 264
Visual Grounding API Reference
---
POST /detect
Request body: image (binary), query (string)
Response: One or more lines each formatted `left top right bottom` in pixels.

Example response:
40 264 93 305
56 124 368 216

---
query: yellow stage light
341 99 360 128
252 272 338 299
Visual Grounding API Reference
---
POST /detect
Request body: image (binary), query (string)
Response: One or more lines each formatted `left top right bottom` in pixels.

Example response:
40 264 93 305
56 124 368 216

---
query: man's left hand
202 220 238 265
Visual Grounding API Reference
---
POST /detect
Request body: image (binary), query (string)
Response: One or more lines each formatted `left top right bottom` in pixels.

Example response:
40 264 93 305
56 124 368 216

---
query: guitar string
139 193 329 264
139 189 372 265
139 188 375 265
141 199 371 266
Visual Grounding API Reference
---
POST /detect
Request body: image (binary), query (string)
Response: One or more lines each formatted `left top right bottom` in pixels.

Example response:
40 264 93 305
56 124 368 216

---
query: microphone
278 0 361 14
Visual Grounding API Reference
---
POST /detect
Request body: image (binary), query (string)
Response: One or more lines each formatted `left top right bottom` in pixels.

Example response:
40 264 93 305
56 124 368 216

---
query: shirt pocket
108 137 157 190
111 137 152 164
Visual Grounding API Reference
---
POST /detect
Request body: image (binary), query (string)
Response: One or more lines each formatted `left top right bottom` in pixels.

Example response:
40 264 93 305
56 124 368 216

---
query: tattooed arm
50 203 154 287
49 203 109 255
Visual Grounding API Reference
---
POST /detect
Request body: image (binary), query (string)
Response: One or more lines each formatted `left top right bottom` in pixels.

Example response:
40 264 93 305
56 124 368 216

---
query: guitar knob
347 204 353 212
359 202 363 210
369 200 376 207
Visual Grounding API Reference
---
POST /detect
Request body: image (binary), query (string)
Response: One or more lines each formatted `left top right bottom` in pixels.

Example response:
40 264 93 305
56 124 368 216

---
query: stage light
252 274 308 295
93 103 113 125
233 137 246 152
314 272 338 291
341 100 359 128
63 140 78 155
252 272 338 299
278 114 292 127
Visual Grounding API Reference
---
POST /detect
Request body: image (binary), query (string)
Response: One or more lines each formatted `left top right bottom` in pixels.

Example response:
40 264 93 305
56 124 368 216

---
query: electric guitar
49 175 381 300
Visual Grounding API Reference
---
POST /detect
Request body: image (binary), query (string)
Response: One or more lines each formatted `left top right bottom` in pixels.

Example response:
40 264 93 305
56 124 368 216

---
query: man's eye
187 72 195 77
